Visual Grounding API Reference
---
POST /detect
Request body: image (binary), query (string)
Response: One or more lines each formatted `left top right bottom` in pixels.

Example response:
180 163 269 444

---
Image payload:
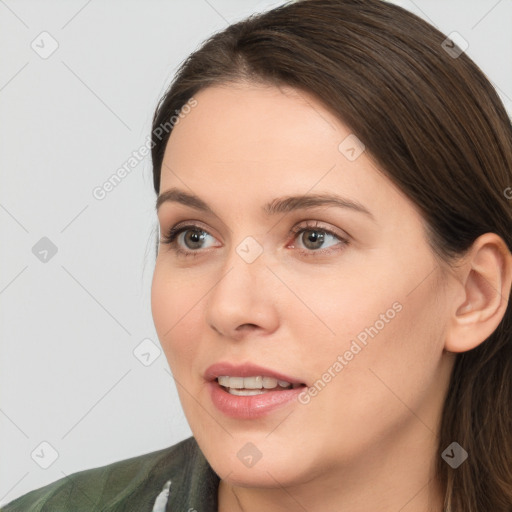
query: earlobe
445 233 512 353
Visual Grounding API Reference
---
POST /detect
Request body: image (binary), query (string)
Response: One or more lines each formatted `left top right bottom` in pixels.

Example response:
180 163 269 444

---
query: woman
4 0 512 511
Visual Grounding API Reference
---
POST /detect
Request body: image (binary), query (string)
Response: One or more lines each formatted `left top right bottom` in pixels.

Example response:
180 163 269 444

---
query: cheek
317 240 441 353
313 267 447 424
151 264 202 370
298 247 446 401
285 260 405 351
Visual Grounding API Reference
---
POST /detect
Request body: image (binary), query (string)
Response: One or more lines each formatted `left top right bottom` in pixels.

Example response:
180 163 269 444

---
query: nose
205 248 280 341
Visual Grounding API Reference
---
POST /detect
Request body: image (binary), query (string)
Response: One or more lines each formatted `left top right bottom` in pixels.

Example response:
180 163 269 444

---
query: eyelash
159 221 349 258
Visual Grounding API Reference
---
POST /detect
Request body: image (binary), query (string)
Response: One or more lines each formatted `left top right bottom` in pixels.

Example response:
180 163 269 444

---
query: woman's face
151 82 456 488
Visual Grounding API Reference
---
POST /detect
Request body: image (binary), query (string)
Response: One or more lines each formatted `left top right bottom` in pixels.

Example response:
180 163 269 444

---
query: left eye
292 227 342 251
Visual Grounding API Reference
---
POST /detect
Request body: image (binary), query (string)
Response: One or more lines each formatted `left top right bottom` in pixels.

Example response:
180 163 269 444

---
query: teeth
262 377 278 388
217 375 292 390
226 376 244 389
228 388 267 396
244 376 263 389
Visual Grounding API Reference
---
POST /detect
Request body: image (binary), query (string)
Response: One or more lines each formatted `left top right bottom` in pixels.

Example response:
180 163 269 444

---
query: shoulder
1 436 218 512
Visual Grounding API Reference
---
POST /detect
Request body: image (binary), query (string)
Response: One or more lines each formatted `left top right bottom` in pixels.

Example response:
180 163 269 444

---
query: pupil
186 230 204 248
304 230 324 249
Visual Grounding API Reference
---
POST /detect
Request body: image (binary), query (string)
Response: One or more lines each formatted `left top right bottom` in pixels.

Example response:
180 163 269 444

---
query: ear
445 233 512 353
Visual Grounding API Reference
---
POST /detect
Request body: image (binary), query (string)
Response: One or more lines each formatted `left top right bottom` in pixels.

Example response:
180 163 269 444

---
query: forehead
165 82 342 161
159 82 419 228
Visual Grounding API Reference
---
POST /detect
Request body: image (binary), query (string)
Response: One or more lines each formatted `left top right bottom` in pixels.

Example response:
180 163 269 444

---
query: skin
151 82 512 512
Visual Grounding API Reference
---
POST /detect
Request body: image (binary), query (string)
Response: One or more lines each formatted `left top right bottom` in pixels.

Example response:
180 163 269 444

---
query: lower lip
208 380 305 419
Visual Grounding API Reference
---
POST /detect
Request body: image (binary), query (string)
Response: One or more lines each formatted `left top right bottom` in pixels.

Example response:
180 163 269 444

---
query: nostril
237 324 259 331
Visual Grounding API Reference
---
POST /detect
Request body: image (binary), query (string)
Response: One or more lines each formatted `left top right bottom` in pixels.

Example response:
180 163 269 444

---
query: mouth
216 375 304 396
205 362 308 419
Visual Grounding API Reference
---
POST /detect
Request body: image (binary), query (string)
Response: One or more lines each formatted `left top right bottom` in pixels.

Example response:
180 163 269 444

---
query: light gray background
1 0 511 505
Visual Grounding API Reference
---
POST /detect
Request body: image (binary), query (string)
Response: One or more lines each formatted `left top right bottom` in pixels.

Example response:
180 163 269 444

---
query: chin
210 452 303 488
193 428 316 488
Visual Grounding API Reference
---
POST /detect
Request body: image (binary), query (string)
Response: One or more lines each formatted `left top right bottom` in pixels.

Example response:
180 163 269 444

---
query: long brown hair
150 1 512 510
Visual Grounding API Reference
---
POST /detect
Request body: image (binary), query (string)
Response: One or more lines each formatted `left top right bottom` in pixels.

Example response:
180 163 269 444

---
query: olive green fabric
1 436 219 512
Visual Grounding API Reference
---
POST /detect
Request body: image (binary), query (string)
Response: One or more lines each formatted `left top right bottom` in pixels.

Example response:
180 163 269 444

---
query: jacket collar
164 437 220 512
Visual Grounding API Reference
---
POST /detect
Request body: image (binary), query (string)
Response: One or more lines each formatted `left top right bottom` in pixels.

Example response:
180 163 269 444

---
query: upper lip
204 362 305 385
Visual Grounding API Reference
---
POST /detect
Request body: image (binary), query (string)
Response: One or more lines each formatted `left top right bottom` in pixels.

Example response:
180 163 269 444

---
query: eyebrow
155 187 375 220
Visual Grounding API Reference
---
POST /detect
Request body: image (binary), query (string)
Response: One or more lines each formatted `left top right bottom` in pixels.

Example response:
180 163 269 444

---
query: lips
204 362 307 419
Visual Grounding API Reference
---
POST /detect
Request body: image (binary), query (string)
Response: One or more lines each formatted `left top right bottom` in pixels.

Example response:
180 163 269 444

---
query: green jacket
1 437 219 512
